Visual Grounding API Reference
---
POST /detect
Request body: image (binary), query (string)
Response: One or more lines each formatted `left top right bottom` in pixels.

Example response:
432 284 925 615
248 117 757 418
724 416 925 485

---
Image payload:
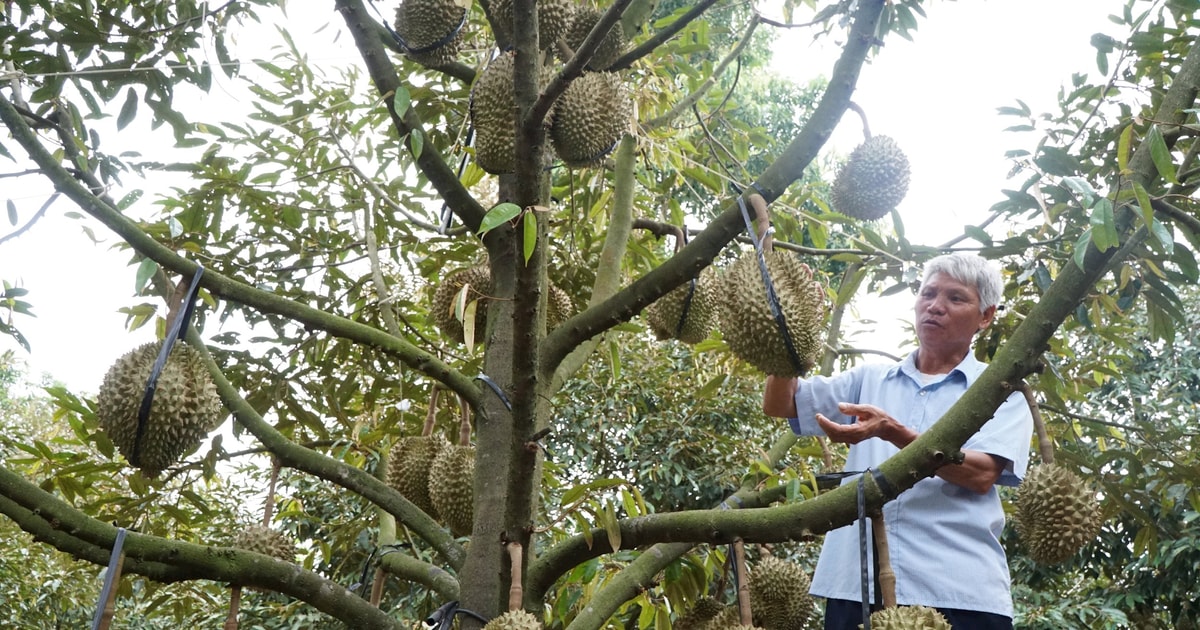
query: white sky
0 0 1128 390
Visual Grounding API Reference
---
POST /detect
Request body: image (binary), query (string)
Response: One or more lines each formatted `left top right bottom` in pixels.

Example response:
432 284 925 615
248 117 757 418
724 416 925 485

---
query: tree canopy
3 0 1200 628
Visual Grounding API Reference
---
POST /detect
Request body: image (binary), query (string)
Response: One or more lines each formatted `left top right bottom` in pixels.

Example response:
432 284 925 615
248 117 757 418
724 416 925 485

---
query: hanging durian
831 135 911 221
470 53 520 175
749 555 814 630
550 71 630 167
861 605 952 630
675 597 726 630
487 0 574 50
548 282 574 327
1013 462 1102 564
233 524 298 562
483 610 543 630
432 265 492 344
429 443 475 537
719 250 827 378
393 0 468 66
561 7 626 70
96 341 224 475
646 270 718 344
386 434 450 517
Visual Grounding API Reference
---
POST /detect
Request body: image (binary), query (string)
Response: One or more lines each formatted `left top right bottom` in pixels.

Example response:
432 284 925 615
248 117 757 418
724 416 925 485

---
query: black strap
672 230 698 339
131 266 205 468
735 195 807 375
474 373 512 411
857 473 871 630
89 527 127 630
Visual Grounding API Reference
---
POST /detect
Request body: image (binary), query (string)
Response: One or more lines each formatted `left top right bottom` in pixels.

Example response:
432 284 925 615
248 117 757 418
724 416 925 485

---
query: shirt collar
888 350 983 386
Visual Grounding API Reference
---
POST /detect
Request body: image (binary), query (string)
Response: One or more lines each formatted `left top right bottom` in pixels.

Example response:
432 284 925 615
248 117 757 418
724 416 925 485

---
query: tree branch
0 467 406 629
607 0 724 71
0 90 482 409
645 15 760 130
539 0 888 376
334 0 485 230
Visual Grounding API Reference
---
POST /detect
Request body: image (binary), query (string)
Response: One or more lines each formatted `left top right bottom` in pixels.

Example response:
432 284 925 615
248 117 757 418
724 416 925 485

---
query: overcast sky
0 0 1129 390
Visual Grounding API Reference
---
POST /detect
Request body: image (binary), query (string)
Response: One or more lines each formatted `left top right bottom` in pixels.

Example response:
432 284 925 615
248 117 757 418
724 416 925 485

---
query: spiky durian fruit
470 53 556 174
483 610 543 630
488 0 574 50
1013 463 1102 564
386 434 450 517
831 135 911 221
432 266 492 344
471 53 519 175
749 555 814 630
861 606 952 630
718 251 827 378
548 282 574 329
645 272 717 344
96 341 223 475
393 0 468 66
429 443 475 537
550 72 630 167
561 7 626 70
675 597 726 630
233 524 298 562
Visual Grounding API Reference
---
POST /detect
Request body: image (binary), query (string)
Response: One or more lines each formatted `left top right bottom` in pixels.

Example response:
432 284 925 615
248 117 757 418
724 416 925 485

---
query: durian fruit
393 0 468 66
428 443 475 537
550 71 630 167
718 251 827 378
483 609 543 630
547 282 574 328
432 266 492 344
831 135 911 221
471 53 520 175
470 53 556 174
561 7 626 70
386 434 450 517
748 555 814 630
675 597 725 630
1013 463 1102 564
96 341 224 475
488 0 574 50
861 606 952 630
645 272 717 344
233 524 298 562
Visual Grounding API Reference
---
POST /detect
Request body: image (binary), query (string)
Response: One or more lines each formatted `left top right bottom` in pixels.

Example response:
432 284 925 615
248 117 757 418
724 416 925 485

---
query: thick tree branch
0 91 482 409
334 0 485 231
186 327 468 571
539 0 887 377
0 467 405 629
607 0 724 71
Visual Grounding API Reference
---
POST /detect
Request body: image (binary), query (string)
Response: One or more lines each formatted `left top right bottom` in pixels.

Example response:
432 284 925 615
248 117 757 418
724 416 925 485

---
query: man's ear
979 304 997 330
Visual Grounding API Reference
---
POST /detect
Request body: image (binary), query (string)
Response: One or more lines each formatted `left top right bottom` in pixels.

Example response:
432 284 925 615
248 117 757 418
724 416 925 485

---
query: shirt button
919 391 927 396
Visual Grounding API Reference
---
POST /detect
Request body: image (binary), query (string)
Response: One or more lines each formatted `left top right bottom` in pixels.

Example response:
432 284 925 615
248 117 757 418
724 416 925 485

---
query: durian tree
4 0 1200 628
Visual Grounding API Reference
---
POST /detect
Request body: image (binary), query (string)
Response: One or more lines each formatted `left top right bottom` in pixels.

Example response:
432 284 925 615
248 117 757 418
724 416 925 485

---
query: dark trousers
823 598 1013 630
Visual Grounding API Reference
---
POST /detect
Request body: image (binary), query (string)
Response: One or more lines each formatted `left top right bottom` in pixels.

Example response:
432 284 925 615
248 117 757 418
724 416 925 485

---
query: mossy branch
0 91 482 410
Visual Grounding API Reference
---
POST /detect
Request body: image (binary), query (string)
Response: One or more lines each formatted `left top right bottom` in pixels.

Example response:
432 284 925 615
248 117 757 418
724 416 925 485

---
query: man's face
914 272 996 351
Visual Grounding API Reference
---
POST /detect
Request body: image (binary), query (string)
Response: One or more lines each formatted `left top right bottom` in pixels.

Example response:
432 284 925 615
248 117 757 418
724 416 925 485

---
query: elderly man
763 252 1033 630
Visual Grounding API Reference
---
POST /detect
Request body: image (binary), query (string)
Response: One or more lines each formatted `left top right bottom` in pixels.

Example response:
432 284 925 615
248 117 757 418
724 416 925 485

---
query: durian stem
732 539 753 626
262 458 280 526
847 101 872 140
871 513 896 609
223 586 241 630
1018 382 1055 465
748 194 772 252
458 394 472 447
369 567 387 606
96 551 125 630
422 385 442 438
818 437 834 470
507 541 524 613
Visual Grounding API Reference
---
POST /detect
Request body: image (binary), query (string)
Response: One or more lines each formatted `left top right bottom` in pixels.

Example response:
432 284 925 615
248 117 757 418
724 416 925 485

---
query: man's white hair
921 253 1002 312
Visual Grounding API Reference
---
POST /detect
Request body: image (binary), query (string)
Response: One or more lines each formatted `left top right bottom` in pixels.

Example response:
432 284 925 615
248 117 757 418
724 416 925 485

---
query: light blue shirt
789 351 1033 617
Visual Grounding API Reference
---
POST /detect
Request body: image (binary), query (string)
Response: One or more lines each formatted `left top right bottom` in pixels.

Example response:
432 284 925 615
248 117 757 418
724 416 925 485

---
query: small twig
631 217 683 242
457 394 471 447
262 458 281 526
139 0 240 36
368 567 386 606
223 586 241 630
846 101 871 140
1016 382 1054 465
506 542 524 613
0 191 57 245
422 385 442 438
871 511 896 609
